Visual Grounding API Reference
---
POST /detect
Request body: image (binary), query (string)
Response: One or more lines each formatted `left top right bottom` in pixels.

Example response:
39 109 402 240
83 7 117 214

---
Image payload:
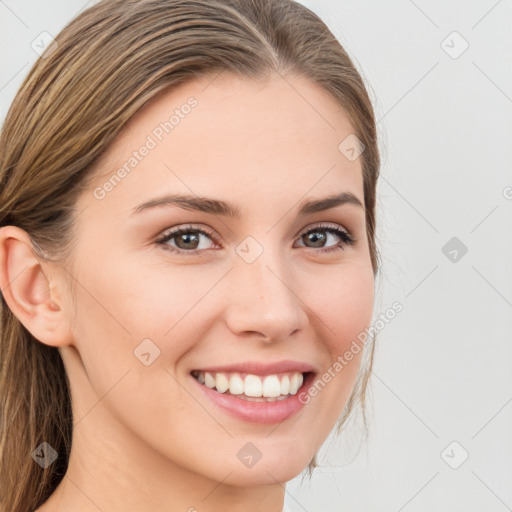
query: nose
223 250 308 343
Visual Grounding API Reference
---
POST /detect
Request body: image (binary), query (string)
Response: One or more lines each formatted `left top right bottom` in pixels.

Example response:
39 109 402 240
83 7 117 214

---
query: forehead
80 72 364 217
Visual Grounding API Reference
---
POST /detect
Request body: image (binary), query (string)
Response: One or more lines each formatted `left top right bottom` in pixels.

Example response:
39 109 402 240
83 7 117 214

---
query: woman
0 0 380 510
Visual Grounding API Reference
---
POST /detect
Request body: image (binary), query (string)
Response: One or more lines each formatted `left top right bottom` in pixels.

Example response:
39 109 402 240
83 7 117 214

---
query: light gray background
1 1 511 511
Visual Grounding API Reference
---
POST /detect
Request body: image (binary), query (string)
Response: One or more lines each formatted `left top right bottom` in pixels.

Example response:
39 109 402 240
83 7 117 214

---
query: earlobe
0 225 73 348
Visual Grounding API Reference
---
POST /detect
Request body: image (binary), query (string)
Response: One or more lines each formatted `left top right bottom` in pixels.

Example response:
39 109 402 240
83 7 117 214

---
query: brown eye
155 226 217 255
301 230 328 248
174 231 201 250
295 225 355 253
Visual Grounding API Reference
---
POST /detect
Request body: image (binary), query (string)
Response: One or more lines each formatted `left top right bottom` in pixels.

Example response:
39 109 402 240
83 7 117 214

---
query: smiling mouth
190 370 312 402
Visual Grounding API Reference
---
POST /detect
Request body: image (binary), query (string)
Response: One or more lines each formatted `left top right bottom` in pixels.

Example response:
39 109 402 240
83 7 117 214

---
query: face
63 71 374 485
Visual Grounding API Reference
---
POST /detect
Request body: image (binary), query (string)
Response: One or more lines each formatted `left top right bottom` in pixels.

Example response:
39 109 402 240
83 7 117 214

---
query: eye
155 225 218 255
294 223 356 253
155 223 356 256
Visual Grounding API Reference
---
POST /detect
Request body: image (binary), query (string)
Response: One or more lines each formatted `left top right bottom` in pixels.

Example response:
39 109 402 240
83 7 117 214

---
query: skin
0 71 374 512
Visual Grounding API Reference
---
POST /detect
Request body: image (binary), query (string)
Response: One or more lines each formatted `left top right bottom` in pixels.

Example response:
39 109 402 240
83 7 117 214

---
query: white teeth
215 373 229 393
229 374 244 395
280 375 290 395
244 374 263 397
194 370 306 399
204 372 215 388
289 372 304 395
262 375 281 397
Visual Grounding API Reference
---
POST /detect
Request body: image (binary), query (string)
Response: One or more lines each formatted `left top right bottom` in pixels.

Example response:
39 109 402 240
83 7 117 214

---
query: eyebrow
131 191 364 218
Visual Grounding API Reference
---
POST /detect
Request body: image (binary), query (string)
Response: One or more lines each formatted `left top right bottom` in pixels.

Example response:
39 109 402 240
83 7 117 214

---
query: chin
221 464 308 487
214 445 314 486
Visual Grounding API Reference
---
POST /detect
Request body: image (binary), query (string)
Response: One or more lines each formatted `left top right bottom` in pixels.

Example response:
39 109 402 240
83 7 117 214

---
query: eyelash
154 223 356 256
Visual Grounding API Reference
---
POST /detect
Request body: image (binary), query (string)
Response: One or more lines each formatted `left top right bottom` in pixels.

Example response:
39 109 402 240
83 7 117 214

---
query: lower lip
191 373 314 424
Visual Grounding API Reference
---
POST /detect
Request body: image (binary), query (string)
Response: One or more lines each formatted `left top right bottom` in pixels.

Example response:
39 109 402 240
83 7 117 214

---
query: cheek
67 261 212 462
309 263 375 354
73 255 210 349
68 254 224 414
303 264 374 399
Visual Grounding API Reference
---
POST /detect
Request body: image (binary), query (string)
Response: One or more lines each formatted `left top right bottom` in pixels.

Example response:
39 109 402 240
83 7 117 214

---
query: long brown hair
0 0 380 510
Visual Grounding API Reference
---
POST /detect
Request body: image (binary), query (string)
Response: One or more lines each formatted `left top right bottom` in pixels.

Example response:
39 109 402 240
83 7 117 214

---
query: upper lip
191 360 318 376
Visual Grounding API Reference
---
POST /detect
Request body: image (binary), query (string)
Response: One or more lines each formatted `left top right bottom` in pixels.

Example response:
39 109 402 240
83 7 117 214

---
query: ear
0 225 74 347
